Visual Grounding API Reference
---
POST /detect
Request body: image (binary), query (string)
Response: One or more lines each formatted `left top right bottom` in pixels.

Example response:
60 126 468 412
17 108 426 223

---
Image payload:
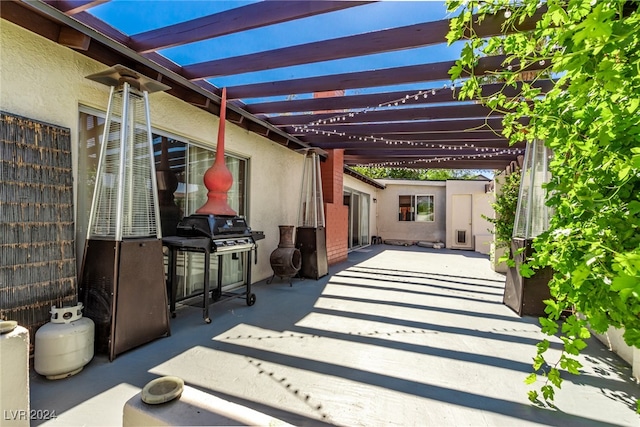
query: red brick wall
324 202 348 265
321 149 344 204
321 149 348 265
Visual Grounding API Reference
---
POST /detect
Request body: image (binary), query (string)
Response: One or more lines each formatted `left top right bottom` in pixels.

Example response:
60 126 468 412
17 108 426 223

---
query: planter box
491 243 509 273
503 237 553 316
592 326 640 381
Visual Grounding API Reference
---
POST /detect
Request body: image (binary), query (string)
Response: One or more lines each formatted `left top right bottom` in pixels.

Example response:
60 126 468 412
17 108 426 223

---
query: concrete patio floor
30 245 639 426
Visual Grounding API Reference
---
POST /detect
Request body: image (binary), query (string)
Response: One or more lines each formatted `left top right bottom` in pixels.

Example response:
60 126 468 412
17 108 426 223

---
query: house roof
2 0 547 170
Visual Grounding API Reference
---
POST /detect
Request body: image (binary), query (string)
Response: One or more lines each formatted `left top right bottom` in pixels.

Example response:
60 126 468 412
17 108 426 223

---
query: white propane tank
34 303 94 380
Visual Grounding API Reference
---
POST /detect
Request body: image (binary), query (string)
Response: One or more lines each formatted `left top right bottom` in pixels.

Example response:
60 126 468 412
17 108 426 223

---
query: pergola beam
45 0 109 15
182 7 544 80
226 55 547 100
130 1 375 53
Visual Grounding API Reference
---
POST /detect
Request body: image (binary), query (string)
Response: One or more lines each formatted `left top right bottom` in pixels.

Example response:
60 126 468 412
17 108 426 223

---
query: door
451 194 473 249
344 189 370 250
351 193 360 247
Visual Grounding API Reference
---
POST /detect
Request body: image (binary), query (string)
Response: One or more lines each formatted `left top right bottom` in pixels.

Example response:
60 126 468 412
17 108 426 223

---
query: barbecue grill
163 214 264 323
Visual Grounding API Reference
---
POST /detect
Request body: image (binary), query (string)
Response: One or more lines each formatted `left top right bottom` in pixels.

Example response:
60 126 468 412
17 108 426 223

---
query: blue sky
89 1 461 101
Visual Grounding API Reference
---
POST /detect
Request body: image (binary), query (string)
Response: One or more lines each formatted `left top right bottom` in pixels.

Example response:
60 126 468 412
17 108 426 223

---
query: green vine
485 171 521 258
446 0 640 412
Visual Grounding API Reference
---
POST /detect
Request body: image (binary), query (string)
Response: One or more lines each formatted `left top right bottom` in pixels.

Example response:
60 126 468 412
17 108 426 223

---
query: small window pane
416 195 434 222
399 195 414 221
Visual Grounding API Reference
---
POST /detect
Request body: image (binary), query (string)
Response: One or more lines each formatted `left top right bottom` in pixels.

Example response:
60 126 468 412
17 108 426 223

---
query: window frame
398 194 435 222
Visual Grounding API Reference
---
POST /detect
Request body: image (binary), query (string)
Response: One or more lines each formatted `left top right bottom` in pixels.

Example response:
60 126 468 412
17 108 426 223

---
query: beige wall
1 20 304 281
376 180 446 243
445 180 492 252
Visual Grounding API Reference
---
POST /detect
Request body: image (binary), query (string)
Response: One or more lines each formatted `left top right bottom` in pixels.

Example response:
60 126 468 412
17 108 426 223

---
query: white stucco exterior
376 180 447 244
1 20 304 282
371 179 492 253
445 180 493 254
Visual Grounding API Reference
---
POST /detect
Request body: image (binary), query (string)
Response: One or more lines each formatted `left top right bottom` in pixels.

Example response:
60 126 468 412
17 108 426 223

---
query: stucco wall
375 180 446 243
593 327 640 381
1 20 304 282
445 180 492 252
472 187 493 254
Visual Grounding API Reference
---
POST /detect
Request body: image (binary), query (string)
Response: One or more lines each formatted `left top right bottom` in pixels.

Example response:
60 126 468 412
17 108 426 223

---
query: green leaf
525 373 538 385
611 275 636 290
560 355 583 375
544 299 562 320
536 339 551 353
539 317 559 335
519 263 535 278
541 384 556 401
547 368 563 389
533 354 546 371
628 201 640 215
618 165 632 181
449 62 464 80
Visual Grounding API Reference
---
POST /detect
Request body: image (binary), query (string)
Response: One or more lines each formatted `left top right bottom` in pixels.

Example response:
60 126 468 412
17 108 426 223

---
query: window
398 195 434 222
78 108 248 300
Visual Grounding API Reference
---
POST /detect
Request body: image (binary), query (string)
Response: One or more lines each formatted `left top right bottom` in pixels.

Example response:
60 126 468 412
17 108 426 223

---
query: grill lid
176 214 251 238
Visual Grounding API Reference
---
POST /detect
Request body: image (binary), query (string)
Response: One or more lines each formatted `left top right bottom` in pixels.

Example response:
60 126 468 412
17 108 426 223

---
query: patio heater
503 139 554 316
79 65 171 360
295 148 328 279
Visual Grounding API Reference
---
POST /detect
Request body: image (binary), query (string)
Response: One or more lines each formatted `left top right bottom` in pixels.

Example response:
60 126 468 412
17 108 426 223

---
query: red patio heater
80 65 171 360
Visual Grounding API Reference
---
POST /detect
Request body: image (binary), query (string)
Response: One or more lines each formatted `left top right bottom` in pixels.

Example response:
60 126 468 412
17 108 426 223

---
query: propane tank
34 303 94 380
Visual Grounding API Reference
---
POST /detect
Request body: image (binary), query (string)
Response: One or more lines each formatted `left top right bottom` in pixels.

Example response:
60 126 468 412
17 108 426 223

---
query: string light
292 82 523 165
303 83 461 128
364 148 524 168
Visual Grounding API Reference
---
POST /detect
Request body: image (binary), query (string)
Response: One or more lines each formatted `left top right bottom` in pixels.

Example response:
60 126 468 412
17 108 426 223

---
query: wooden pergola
2 0 550 170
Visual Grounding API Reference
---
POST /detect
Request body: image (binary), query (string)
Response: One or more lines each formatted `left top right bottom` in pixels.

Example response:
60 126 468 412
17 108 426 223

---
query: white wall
473 187 493 254
489 174 508 271
593 327 640 382
375 180 446 243
1 20 304 281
